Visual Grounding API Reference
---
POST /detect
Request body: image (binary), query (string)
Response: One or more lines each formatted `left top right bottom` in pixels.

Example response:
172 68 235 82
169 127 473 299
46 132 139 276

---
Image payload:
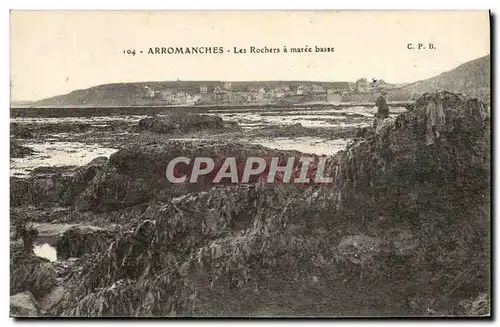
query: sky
10 10 490 102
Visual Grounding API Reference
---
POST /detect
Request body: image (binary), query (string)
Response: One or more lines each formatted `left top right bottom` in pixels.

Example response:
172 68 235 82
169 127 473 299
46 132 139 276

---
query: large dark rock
10 291 40 317
325 91 490 222
10 248 58 299
56 226 117 259
248 123 357 139
10 176 73 207
319 91 490 312
11 122 92 138
134 114 240 134
10 140 35 158
10 156 109 208
222 120 243 132
73 141 301 211
11 123 33 139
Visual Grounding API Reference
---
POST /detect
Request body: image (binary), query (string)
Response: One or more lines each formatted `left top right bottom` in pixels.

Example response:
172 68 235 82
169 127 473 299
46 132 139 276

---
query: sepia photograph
9 10 491 317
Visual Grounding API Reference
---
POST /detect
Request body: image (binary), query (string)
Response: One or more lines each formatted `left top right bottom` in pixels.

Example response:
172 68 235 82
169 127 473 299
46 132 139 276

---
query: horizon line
11 53 490 103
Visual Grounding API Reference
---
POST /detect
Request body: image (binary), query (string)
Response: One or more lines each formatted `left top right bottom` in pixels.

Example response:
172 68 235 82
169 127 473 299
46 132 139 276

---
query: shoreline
11 101 412 118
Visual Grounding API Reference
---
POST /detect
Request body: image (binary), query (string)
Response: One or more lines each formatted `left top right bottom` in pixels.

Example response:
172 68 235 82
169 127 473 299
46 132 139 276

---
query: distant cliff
388 55 490 103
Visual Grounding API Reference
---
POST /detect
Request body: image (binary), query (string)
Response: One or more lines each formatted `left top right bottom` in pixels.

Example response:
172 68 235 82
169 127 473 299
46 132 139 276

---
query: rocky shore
10 92 490 317
10 140 35 158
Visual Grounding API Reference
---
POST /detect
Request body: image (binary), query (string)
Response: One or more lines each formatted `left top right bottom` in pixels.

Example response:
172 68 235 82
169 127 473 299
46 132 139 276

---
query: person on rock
373 91 390 130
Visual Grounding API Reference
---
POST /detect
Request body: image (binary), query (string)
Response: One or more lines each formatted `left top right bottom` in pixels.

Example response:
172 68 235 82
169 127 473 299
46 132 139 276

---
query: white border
2 1 498 326
3 1 499 10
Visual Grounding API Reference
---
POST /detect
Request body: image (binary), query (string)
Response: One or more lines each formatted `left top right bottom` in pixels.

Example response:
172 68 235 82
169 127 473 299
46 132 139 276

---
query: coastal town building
161 90 175 102
143 85 156 98
133 79 390 105
256 88 266 101
311 84 325 94
355 78 369 92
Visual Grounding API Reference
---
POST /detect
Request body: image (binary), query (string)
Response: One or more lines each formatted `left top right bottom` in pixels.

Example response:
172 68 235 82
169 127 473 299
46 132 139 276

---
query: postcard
10 10 491 318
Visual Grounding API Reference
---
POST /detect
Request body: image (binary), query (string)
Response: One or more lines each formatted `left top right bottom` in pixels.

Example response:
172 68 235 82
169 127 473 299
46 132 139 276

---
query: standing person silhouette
373 91 389 130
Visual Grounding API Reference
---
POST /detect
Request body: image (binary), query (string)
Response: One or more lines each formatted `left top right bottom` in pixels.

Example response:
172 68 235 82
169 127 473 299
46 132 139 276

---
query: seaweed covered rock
323 91 490 309
73 141 302 211
10 248 58 299
56 226 117 259
10 176 73 207
135 114 239 134
10 291 40 317
38 286 67 312
11 123 34 139
11 122 92 138
60 275 193 317
10 140 35 158
223 120 243 132
32 166 78 175
64 156 110 204
10 205 147 227
135 115 180 133
10 156 109 208
326 91 489 218
458 292 490 316
55 184 328 316
45 91 490 316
